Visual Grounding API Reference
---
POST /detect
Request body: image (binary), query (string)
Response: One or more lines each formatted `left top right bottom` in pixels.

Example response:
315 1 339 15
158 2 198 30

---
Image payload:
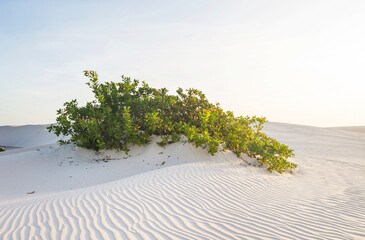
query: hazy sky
1 0 364 127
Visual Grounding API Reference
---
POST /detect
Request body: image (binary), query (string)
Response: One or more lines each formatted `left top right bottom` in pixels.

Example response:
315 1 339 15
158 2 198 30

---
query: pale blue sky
1 0 364 127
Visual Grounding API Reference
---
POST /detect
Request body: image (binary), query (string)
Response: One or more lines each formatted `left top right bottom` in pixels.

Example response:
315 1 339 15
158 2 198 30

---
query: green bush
0 147 4 152
48 71 296 173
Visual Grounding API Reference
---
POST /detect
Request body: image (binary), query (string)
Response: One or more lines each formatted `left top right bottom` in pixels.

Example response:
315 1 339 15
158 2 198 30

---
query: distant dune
0 124 60 148
328 126 365 134
0 122 364 239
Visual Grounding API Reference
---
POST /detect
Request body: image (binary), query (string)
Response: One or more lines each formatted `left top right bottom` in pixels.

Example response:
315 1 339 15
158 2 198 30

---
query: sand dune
0 123 364 239
328 126 365 135
1 163 364 240
0 124 60 148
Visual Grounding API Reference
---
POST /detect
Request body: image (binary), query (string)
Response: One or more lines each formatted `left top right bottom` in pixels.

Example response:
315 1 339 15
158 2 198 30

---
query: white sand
0 125 60 148
328 126 365 135
0 123 364 239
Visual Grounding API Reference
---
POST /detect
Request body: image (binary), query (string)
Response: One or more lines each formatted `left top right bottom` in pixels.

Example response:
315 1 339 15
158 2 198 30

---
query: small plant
0 147 4 152
48 71 296 173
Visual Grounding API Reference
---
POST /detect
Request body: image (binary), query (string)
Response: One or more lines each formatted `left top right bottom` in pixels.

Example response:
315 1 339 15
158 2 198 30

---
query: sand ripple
1 162 364 240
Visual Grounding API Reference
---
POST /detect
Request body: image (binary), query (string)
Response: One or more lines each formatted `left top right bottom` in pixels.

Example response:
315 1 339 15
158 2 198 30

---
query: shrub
0 147 4 152
48 71 296 173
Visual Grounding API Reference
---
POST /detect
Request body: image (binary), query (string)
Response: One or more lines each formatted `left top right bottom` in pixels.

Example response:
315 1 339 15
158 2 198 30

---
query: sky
1 0 364 127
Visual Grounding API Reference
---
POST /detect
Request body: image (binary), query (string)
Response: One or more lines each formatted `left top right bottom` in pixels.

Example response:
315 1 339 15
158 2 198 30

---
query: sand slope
328 126 365 135
0 124 60 148
0 123 364 239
